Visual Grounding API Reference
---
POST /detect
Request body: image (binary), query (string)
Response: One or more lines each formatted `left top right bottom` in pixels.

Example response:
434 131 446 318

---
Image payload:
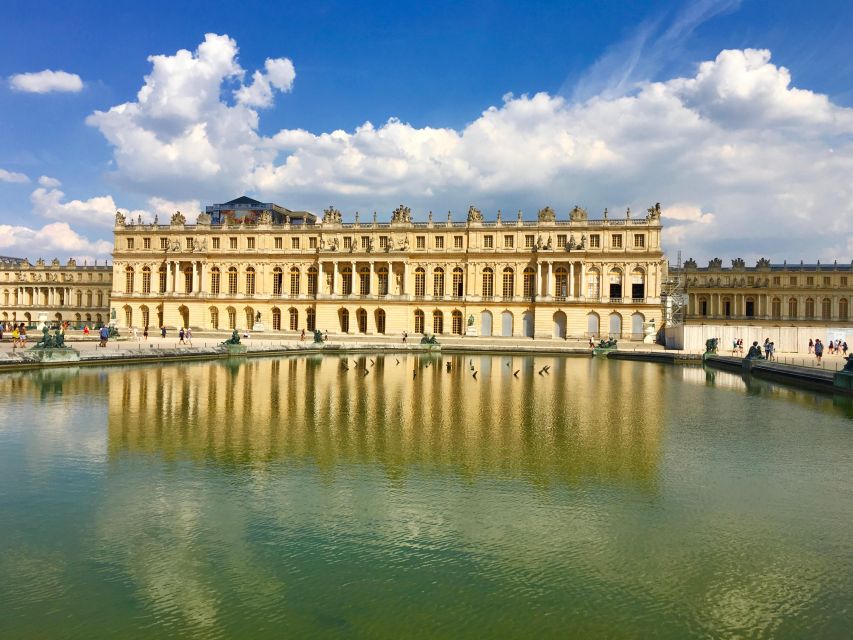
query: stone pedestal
252 322 266 332
27 347 81 363
222 344 248 356
465 326 478 337
833 371 853 392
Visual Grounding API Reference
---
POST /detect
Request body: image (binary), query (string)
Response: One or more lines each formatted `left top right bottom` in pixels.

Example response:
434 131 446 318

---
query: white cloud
9 69 83 93
0 222 111 258
30 185 148 227
0 168 29 183
38 175 62 188
86 34 853 261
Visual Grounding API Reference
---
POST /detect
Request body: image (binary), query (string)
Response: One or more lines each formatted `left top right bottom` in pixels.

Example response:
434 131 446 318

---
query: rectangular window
435 236 444 249
161 238 169 250
211 270 220 295
454 235 464 249
416 236 425 249
309 237 317 249
186 238 193 250
212 237 220 249
842 276 848 286
274 237 282 249
806 276 814 285
772 276 780 285
590 234 600 248
126 238 135 249
228 270 237 295
612 234 622 248
142 270 151 293
747 276 754 285
379 236 389 249
230 237 238 250
143 238 151 249
292 237 300 249
790 277 797 285
525 234 535 248
247 237 256 249
504 235 514 248
483 235 493 248
634 234 645 248
823 276 831 286
556 235 566 248
361 236 370 249
343 237 352 250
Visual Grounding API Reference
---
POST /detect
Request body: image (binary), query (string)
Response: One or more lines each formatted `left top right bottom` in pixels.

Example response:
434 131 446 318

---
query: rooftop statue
170 211 186 226
115 211 126 227
466 205 483 223
708 257 723 269
683 258 698 269
731 258 746 268
323 206 342 224
756 257 771 268
258 210 273 225
646 202 662 221
569 205 588 221
391 204 412 223
537 206 556 222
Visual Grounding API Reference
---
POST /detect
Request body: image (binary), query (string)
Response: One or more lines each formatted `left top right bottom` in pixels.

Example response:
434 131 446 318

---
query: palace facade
0 257 112 327
109 197 667 339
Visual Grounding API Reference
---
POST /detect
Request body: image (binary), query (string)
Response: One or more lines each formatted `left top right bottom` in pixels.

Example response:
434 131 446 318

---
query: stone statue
259 210 273 225
597 338 618 349
705 337 719 354
536 235 543 249
579 233 586 248
568 234 576 250
170 211 186 226
708 257 723 269
731 258 745 268
646 202 662 221
467 315 474 327
537 206 556 222
223 329 241 345
115 211 126 227
329 237 339 251
110 308 117 320
756 257 771 268
745 341 764 360
843 355 853 372
195 212 210 225
545 235 553 250
466 205 483 223
391 204 412 223
323 206 342 224
193 240 201 252
313 329 325 343
420 334 440 345
255 311 261 323
684 258 698 269
34 327 68 349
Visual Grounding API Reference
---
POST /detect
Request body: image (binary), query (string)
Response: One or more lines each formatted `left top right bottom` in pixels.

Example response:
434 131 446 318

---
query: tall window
452 267 464 298
96 292 102 307
356 308 367 333
452 310 463 335
211 268 221 295
554 268 567 299
435 236 444 249
342 267 352 295
289 308 298 331
273 267 283 296
76 291 83 307
414 309 425 334
359 267 370 295
587 269 600 299
433 310 444 334
272 308 281 330
212 237 220 249
125 267 134 293
141 267 151 293
523 268 535 298
433 267 445 297
228 268 238 295
771 298 781 319
340 308 350 333
306 308 316 331
291 237 300 249
184 268 193 293
377 267 388 296
822 298 832 320
838 298 848 320
307 267 318 296
788 298 798 318
454 236 464 249
375 309 386 334
482 268 494 298
159 266 167 293
502 267 514 299
414 268 425 297
227 307 236 329
290 267 300 296
246 267 256 295
210 307 219 329
805 298 815 319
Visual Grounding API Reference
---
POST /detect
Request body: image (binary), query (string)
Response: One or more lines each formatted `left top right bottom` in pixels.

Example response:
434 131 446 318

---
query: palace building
109 196 667 339
0 257 112 327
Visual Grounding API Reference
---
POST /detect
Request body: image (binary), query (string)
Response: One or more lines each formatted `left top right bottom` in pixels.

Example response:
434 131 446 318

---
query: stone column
331 261 338 295
569 263 575 298
545 262 553 299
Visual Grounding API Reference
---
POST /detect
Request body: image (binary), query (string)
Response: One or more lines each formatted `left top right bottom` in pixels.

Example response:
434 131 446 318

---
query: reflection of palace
109 197 666 339
106 355 664 488
0 257 112 326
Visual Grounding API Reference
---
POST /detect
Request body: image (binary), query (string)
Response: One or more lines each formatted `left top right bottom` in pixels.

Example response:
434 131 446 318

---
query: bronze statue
223 330 241 345
313 329 325 344
705 338 718 354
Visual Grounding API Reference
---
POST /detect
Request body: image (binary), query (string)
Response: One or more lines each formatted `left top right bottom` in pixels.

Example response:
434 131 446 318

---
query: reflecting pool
1 354 851 638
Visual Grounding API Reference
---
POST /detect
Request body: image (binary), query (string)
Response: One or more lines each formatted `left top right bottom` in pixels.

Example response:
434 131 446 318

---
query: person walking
842 341 848 356
179 327 185 344
403 331 408 344
186 327 192 345
300 329 305 341
143 326 149 341
99 325 109 348
815 338 823 364
161 326 166 339
808 338 814 354
11 325 19 349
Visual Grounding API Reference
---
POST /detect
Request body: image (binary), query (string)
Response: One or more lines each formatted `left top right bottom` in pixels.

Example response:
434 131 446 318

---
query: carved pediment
466 205 483 223
170 211 186 226
537 206 556 222
323 206 342 224
391 204 412 224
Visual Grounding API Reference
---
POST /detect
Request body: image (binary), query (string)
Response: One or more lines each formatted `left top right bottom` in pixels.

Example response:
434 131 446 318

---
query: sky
1 0 852 264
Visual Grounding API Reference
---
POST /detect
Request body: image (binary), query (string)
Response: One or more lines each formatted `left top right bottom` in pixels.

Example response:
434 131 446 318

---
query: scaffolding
662 250 685 327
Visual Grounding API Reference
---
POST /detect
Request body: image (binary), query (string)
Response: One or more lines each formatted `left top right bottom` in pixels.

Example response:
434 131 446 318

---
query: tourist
738 338 744 355
324 330 328 342
99 325 109 348
403 331 408 343
828 340 835 355
161 326 166 339
143 326 148 340
815 339 823 363
186 327 192 345
808 338 814 354
83 325 90 336
19 324 27 346
11 325 19 348
731 339 738 356
300 329 305 341
179 327 185 344
842 341 848 356
589 338 595 349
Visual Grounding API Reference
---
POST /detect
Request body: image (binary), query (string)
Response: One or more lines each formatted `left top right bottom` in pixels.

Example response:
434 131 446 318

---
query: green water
0 354 851 639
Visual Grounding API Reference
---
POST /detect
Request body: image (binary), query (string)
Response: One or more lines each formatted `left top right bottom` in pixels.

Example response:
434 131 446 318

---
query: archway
522 311 534 338
356 308 368 333
480 310 493 336
339 308 350 333
501 310 513 337
609 312 622 338
631 312 644 340
587 312 600 337
553 311 567 339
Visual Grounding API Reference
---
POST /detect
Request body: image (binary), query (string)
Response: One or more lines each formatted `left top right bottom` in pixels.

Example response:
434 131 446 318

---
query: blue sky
1 0 852 262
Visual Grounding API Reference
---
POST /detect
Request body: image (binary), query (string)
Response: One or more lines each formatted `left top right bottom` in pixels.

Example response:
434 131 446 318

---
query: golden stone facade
109 200 665 339
0 257 112 327
684 257 851 324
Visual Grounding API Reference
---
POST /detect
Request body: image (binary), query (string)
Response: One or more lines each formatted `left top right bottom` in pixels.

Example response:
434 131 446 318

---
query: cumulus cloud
38 175 62 188
86 34 853 261
0 222 111 258
30 180 148 227
0 168 29 183
9 69 83 93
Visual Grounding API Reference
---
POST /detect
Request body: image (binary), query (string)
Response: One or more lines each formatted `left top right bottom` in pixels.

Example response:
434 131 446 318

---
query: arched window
245 267 256 295
433 267 445 297
788 297 798 318
125 266 134 293
142 267 151 293
502 267 514 299
631 267 645 300
340 308 350 333
608 268 623 300
452 267 464 299
771 298 781 319
587 312 600 337
124 305 132 327
289 307 298 331
376 267 388 296
228 267 238 295
482 268 494 298
432 310 444 334
306 308 316 331
359 267 370 296
227 306 237 329
414 309 425 334
141 305 150 329
244 307 254 329
159 265 167 293
523 267 535 299
451 310 463 335
183 267 193 293
210 307 219 330
356 308 367 333
822 298 832 320
76 290 82 307
554 267 567 299
211 267 221 295
805 297 815 319
839 298 849 320
586 268 600 299
272 307 281 331
290 267 300 296
339 266 351 295
307 266 318 296
414 267 426 297
272 267 283 296
375 309 386 334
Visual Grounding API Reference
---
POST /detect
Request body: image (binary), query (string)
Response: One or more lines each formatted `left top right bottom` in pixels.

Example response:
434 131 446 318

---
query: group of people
808 338 848 362
0 323 29 348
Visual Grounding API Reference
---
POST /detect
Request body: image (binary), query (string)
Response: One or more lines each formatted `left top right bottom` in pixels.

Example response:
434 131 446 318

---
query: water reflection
106 354 665 489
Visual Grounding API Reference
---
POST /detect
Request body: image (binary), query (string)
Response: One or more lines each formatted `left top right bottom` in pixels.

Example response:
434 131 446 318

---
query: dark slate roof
222 195 265 206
